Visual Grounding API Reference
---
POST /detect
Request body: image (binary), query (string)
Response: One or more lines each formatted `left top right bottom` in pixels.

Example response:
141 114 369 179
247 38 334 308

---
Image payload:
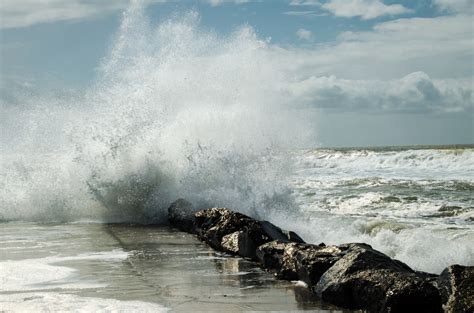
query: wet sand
102 225 351 312
0 223 351 312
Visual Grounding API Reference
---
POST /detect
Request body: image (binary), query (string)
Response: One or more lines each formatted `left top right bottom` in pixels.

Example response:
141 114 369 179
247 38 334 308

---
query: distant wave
296 147 474 181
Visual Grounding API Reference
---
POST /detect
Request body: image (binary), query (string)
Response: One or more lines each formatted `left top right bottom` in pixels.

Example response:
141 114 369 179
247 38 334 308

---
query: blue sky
0 0 473 146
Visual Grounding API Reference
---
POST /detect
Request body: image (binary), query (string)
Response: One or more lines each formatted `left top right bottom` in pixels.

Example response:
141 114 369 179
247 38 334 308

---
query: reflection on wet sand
211 251 339 311
0 223 351 312
103 224 349 312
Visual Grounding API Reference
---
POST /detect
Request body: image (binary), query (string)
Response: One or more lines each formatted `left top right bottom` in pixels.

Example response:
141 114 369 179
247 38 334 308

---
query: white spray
0 4 315 223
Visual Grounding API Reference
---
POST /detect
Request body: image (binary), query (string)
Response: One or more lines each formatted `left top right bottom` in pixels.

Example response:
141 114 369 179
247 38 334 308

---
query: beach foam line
0 250 128 292
0 293 169 313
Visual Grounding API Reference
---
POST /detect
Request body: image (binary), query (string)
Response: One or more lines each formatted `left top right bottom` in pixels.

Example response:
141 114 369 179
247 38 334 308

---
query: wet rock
221 230 257 259
219 221 273 259
194 208 255 250
167 199 196 233
438 265 474 313
256 241 350 284
260 221 305 244
381 196 401 203
439 205 463 212
194 208 304 258
432 205 468 217
314 244 442 312
269 242 302 280
256 240 288 271
284 243 351 286
169 206 451 312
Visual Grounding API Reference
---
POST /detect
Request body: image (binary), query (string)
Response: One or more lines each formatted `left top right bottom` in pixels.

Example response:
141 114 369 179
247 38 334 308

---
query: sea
1 3 472 312
1 145 472 311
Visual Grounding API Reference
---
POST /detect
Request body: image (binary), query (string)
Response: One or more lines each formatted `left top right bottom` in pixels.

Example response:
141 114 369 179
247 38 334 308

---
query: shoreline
168 200 473 312
0 222 349 312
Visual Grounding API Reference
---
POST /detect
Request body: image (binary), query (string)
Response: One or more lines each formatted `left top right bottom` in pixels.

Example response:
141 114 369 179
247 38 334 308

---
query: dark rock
415 270 439 282
284 243 351 286
220 221 272 259
167 199 196 233
194 208 305 259
169 206 451 312
256 241 350 284
427 205 468 218
315 244 442 312
286 231 306 243
221 230 257 259
256 240 288 271
439 205 463 212
381 196 401 203
438 265 474 313
195 208 256 250
260 221 305 243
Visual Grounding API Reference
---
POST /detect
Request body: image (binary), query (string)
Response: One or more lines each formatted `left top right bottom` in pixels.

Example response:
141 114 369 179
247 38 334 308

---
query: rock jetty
167 199 473 313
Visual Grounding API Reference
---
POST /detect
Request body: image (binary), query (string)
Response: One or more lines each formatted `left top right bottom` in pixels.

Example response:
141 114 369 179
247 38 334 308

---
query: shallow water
0 223 348 312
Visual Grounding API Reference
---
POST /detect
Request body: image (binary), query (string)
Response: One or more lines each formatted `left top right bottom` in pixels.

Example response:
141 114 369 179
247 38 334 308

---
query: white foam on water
272 212 474 274
0 250 128 292
295 148 474 180
0 293 169 313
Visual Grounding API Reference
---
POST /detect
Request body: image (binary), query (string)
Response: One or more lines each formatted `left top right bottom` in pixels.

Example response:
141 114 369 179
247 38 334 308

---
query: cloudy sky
0 0 472 147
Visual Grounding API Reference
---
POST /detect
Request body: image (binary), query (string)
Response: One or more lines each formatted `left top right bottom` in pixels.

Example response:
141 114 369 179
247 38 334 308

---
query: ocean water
1 3 472 311
288 146 473 274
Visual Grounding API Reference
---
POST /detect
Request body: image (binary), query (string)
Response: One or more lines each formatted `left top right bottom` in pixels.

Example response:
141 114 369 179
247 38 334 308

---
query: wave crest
0 5 315 223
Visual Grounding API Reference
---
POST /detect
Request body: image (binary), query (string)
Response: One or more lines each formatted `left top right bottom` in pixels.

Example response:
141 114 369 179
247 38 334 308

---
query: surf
0 4 315 223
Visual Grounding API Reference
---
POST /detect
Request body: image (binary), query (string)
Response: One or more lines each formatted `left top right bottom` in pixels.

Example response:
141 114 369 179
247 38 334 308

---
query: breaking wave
0 4 315 223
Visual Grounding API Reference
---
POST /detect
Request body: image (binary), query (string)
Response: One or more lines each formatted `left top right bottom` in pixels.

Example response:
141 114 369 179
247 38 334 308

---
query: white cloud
296 28 312 40
0 0 256 29
322 0 412 20
289 0 321 5
205 0 250 6
288 72 472 113
280 13 473 113
283 10 328 17
433 0 473 13
0 0 168 29
277 14 473 80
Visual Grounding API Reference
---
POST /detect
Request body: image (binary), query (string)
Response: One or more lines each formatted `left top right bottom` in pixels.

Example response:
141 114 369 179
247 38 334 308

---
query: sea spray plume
82 4 314 221
0 3 316 222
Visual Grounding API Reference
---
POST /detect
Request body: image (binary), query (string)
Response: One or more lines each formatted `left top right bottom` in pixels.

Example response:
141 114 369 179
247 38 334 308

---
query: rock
195 208 255 250
194 208 304 259
381 196 401 203
438 265 474 313
286 231 305 243
167 199 196 233
315 244 442 312
169 206 452 312
283 243 350 286
256 240 288 271
256 241 349 284
220 221 273 259
260 221 305 243
221 230 257 259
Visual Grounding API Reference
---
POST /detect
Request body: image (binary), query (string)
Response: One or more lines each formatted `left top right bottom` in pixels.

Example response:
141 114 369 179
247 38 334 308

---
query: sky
0 0 473 147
